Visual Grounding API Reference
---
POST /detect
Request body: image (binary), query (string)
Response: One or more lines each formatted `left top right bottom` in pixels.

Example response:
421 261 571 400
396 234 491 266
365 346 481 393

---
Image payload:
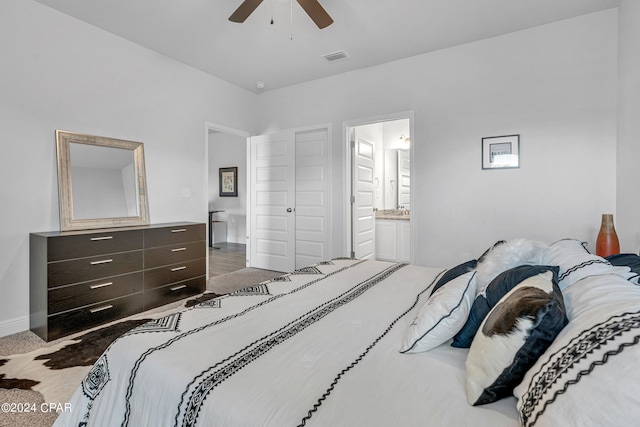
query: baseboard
0 315 30 338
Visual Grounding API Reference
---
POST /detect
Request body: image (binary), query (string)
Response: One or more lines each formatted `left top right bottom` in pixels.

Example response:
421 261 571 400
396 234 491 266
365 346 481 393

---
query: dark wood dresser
30 222 206 341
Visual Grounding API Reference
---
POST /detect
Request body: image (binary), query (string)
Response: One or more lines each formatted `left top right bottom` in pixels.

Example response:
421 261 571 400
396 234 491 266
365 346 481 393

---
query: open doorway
344 112 414 263
205 123 250 277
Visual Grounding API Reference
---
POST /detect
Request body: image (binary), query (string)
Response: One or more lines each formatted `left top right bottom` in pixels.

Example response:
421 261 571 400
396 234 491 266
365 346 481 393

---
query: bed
54 239 640 427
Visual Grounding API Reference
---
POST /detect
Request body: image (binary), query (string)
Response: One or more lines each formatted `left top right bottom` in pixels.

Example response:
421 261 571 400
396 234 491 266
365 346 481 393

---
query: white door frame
342 111 416 263
204 122 252 276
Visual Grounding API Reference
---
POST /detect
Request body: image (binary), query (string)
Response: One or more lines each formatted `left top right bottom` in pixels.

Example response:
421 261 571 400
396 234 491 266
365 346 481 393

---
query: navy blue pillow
606 253 640 276
451 265 560 348
430 260 478 296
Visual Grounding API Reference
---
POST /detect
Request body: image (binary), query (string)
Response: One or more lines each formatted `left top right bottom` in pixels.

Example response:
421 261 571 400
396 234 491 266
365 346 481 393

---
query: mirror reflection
361 117 410 213
378 148 410 211
70 143 139 219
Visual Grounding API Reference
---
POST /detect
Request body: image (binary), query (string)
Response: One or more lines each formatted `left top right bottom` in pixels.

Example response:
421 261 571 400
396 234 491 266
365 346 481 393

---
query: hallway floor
208 242 246 277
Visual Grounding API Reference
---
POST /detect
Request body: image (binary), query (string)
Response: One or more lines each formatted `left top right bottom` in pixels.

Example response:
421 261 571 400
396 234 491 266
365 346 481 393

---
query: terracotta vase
596 214 620 257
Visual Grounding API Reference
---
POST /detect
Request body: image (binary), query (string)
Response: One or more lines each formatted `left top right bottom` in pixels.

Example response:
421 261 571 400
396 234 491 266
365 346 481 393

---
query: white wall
382 119 410 151
208 131 247 244
0 0 258 337
616 0 640 252
256 10 619 267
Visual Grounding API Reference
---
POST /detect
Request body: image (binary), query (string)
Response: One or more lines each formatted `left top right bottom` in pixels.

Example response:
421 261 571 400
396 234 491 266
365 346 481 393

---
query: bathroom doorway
345 112 414 263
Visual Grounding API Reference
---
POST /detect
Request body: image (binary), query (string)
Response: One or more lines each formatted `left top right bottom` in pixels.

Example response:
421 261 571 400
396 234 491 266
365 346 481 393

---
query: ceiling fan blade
229 0 265 23
296 0 334 29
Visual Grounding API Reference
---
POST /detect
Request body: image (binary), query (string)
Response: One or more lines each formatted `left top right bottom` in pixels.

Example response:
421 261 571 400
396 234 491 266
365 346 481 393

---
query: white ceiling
33 0 620 94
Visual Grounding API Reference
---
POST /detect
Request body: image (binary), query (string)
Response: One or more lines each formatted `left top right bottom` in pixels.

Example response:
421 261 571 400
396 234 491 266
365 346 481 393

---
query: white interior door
250 131 296 272
398 149 411 210
295 129 329 268
352 131 376 259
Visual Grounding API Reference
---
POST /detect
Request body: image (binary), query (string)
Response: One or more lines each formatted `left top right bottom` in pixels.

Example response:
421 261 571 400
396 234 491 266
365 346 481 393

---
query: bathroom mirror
56 130 150 231
379 149 410 210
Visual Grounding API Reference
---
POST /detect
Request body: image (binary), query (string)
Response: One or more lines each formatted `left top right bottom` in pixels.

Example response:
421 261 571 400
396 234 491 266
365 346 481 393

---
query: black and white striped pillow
543 239 636 289
514 273 640 426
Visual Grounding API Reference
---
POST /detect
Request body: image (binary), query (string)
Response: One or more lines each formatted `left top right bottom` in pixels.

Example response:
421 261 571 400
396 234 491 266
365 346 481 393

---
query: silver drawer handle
171 266 187 272
90 236 113 241
171 229 187 233
171 247 187 252
90 282 113 289
170 284 187 291
90 259 113 265
89 305 113 313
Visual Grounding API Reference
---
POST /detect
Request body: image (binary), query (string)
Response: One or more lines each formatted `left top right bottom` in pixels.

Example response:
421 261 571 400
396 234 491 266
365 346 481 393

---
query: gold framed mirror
56 130 150 231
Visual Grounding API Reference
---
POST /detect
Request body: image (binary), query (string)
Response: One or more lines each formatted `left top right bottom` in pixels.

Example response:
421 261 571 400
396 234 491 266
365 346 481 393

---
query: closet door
295 129 329 269
249 131 296 272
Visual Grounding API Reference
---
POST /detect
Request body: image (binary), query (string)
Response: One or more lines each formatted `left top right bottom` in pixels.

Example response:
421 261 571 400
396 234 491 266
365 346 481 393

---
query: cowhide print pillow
452 265 559 348
465 271 568 406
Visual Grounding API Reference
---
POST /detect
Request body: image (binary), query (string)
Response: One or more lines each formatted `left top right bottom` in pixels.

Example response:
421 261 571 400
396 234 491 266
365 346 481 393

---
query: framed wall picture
482 134 520 169
219 167 238 197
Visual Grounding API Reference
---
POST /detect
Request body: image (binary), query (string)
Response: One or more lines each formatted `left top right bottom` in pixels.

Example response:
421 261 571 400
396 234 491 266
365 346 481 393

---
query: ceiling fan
229 0 334 29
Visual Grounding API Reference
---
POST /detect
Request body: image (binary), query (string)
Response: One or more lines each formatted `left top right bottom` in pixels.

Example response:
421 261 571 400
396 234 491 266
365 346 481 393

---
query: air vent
322 50 350 62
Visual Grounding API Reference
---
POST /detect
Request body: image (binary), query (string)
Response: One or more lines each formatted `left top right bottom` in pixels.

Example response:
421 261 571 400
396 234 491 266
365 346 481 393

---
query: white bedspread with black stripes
54 259 519 427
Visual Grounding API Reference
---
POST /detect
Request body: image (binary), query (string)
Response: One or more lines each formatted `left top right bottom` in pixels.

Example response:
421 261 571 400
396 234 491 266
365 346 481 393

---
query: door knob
287 208 293 212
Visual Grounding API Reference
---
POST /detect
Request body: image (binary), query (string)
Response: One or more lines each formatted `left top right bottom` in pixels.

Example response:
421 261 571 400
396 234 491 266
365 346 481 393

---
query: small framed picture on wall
482 134 520 169
219 167 238 197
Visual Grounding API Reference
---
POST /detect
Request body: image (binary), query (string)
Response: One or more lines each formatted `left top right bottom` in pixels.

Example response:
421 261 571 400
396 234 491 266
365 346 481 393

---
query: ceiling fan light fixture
229 0 333 29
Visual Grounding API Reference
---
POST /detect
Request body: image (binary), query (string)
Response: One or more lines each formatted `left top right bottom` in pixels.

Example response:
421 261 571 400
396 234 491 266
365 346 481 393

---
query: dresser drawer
144 258 206 290
48 272 143 315
48 250 143 288
47 292 144 341
48 230 143 261
144 224 205 248
144 241 206 269
144 276 206 310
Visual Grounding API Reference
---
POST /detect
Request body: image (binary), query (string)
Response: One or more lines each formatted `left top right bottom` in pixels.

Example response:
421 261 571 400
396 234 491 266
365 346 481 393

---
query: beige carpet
0 267 285 427
0 388 58 427
207 267 283 294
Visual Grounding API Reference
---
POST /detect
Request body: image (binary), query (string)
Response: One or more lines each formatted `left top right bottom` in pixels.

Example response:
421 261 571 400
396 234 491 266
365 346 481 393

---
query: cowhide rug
0 292 222 407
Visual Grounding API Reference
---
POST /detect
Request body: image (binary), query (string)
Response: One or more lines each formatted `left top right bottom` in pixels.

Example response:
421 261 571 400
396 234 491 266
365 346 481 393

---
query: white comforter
54 259 519 427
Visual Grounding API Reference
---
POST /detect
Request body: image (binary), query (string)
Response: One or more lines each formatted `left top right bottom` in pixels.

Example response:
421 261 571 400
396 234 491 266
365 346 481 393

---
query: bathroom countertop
375 210 410 221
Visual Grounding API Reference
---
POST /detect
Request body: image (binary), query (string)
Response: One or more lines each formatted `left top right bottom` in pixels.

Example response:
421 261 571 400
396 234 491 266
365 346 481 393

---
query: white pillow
476 238 549 295
514 273 640 427
542 238 635 289
400 271 477 353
